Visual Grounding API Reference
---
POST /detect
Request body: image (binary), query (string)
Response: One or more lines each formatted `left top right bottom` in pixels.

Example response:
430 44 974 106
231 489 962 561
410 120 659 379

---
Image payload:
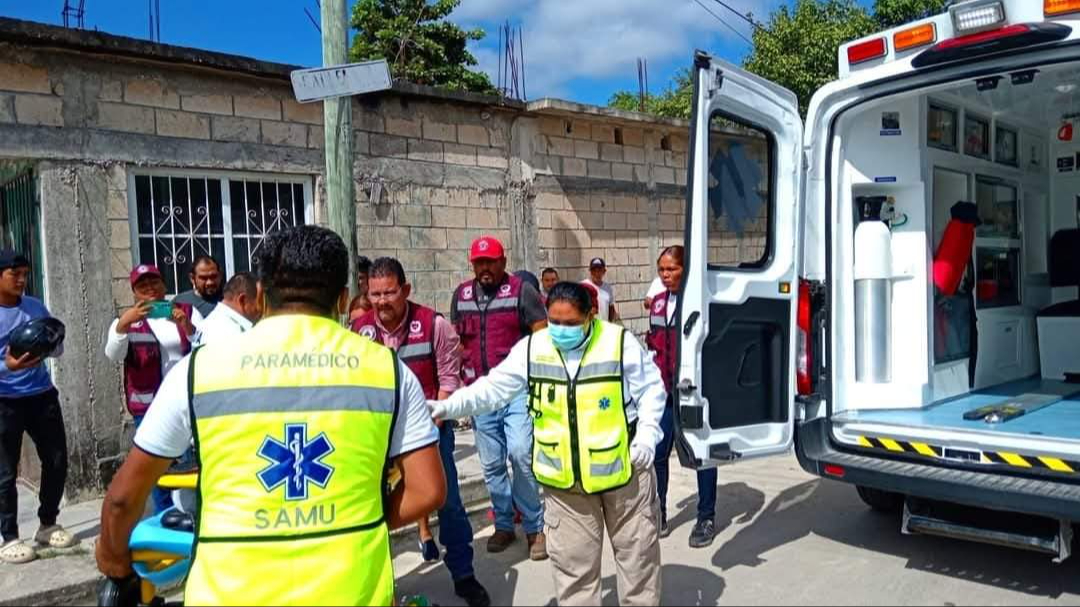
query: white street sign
291 59 392 103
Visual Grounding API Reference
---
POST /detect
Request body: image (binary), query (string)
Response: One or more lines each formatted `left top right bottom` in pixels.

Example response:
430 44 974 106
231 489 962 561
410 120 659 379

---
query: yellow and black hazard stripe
855 435 1080 475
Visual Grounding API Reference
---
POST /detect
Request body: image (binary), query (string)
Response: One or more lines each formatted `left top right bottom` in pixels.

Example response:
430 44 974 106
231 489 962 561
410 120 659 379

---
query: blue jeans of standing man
437 422 475 581
654 402 717 524
472 393 544 535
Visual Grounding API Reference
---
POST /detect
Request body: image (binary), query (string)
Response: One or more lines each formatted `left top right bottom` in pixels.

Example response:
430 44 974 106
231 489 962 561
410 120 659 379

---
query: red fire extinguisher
1059 122 1074 142
933 201 980 296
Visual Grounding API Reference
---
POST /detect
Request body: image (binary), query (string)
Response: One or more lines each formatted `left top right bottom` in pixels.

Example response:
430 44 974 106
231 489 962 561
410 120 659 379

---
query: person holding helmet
451 236 549 560
432 281 666 606
0 249 74 565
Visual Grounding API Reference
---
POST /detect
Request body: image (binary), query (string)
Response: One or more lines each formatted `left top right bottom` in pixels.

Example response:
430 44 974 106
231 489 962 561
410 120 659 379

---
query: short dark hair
357 255 372 275
222 272 257 300
546 281 592 315
368 257 407 287
253 226 348 313
191 255 220 274
541 267 558 278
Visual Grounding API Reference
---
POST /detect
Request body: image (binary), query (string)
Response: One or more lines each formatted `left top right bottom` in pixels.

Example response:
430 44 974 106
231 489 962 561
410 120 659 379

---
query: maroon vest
454 275 524 386
123 302 193 416
646 291 677 394
351 303 440 400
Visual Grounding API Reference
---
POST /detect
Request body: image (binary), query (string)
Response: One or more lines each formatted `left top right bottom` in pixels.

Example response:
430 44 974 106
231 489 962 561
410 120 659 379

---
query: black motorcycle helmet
8 317 65 359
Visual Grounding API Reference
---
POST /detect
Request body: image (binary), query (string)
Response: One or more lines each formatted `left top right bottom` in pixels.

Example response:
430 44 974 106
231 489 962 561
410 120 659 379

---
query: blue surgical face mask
549 322 589 352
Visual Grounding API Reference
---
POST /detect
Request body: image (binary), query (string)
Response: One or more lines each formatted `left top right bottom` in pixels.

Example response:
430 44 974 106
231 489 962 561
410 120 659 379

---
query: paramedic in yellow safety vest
431 281 667 606
96 226 447 607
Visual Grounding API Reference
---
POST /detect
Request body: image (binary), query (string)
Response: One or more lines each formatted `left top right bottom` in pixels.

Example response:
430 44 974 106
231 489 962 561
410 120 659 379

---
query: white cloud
456 0 776 98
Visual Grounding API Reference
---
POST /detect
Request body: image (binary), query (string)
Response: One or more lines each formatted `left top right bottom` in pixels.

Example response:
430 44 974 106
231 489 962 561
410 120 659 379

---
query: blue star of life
599 397 612 411
257 423 335 501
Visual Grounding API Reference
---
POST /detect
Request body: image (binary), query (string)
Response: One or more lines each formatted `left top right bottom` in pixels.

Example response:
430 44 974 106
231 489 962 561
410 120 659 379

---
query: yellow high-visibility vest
185 314 398 606
528 319 632 494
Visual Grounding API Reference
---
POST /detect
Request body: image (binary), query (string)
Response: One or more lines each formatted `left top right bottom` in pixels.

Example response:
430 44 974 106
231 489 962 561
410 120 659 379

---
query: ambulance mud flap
901 499 1074 563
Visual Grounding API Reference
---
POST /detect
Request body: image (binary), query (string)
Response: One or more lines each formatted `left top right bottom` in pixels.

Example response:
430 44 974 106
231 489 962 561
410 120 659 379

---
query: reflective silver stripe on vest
528 362 566 381
456 297 519 313
649 315 667 327
397 342 433 359
129 392 155 404
192 385 396 419
590 458 624 477
128 333 159 344
577 361 621 381
536 449 563 472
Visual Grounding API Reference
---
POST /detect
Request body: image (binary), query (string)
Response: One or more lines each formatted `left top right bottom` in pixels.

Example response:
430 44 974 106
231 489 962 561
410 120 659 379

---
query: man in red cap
450 236 549 560
104 264 195 513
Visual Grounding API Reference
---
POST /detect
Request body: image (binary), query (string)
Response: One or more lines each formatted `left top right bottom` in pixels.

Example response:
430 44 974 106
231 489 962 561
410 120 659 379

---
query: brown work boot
526 532 549 561
486 529 516 553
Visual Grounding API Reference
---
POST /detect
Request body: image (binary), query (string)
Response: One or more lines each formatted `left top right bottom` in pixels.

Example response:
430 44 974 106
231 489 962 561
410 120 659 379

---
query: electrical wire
691 0 753 46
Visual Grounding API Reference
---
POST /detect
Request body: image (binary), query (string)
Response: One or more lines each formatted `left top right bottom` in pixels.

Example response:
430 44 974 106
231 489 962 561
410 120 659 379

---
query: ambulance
675 0 1080 560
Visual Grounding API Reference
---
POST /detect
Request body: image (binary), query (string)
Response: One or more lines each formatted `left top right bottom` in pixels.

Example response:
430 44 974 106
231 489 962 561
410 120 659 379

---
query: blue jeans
655 403 717 523
437 422 475 581
472 394 544 534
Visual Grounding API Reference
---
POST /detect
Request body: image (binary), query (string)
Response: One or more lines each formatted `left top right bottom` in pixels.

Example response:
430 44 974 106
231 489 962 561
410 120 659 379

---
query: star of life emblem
257 423 335 501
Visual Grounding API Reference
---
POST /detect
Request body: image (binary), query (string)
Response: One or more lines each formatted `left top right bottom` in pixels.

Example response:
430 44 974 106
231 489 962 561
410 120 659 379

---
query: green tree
350 0 496 94
609 0 948 118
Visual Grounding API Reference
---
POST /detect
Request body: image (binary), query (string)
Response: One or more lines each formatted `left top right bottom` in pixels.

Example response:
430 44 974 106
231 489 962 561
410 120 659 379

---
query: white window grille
127 170 314 295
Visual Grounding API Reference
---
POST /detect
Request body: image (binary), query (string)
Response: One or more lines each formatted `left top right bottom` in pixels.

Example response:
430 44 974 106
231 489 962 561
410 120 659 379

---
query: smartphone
147 301 173 319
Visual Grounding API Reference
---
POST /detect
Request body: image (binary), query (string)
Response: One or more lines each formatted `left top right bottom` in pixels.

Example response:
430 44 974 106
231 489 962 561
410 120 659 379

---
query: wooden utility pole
321 0 356 295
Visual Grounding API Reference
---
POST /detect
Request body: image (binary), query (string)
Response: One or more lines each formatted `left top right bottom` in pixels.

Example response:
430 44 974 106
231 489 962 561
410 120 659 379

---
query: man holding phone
104 265 194 512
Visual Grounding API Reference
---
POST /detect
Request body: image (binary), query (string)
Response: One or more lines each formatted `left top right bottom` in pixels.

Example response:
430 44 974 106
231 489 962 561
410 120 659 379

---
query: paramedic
432 281 666 606
648 245 720 548
96 226 445 606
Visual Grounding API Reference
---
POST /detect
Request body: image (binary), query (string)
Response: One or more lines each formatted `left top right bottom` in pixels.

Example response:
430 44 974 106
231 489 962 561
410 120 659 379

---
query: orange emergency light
1046 0 1080 16
894 23 937 52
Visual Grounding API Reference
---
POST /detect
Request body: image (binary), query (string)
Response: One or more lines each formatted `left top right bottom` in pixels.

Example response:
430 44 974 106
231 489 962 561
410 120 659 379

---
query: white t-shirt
194 303 253 347
134 354 438 459
646 277 665 299
583 279 616 321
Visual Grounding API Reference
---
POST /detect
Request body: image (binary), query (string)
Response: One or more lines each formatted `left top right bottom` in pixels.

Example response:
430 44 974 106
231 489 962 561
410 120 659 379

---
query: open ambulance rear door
674 52 805 468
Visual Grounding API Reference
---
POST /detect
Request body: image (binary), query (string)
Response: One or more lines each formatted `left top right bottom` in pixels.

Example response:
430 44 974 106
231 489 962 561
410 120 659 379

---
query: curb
1 476 492 607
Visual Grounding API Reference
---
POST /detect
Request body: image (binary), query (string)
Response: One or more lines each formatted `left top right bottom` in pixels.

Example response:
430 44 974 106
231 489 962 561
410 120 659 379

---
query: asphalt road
393 454 1080 606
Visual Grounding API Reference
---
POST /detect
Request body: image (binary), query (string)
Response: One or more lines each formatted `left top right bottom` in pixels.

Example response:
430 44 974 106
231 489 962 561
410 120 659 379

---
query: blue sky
0 0 873 106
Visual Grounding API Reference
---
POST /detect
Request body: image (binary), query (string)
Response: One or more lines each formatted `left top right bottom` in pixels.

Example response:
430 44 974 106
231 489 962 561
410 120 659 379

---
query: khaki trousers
544 467 662 606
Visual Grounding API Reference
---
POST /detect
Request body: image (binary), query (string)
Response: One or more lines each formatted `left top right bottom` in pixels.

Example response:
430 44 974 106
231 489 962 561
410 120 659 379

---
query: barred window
129 171 312 295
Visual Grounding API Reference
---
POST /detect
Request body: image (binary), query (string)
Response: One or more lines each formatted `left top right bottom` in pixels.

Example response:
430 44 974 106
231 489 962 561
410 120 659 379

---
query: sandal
0 540 36 564
34 525 77 549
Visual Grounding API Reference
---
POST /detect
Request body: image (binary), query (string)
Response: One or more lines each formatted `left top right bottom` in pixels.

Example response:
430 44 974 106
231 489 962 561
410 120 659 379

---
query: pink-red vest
351 302 440 400
646 291 677 394
123 303 193 416
453 275 524 386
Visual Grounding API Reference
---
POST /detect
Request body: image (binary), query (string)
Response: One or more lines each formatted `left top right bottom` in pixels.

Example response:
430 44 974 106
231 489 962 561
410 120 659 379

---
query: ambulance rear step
901 498 1074 563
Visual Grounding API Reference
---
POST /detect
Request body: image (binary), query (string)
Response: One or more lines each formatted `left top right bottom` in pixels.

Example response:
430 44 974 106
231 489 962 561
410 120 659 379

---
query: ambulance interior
828 60 1080 464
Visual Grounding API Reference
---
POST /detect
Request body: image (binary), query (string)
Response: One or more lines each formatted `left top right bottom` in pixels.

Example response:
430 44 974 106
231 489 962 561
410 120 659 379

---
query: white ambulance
676 0 1080 560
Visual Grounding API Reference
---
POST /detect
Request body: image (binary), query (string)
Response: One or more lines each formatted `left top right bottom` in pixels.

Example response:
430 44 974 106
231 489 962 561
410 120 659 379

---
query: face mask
549 323 588 352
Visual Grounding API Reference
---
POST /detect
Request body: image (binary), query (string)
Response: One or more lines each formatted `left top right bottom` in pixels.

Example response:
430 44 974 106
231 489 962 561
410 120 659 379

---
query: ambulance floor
834 378 1080 440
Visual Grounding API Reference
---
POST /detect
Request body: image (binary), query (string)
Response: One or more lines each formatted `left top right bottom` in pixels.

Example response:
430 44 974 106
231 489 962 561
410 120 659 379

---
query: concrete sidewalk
0 426 493 606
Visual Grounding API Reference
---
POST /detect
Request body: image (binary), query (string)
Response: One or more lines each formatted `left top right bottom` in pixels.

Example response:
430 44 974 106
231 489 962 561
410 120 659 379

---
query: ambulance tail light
894 23 937 52
1046 0 1080 17
847 38 887 65
796 279 813 396
951 1 1006 35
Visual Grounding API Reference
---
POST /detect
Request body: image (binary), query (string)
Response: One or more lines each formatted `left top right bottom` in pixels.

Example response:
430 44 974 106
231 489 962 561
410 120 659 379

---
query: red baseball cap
129 264 163 286
469 236 505 262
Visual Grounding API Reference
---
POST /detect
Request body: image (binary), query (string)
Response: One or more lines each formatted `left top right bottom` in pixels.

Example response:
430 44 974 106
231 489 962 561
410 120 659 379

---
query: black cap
0 250 29 272
589 257 606 269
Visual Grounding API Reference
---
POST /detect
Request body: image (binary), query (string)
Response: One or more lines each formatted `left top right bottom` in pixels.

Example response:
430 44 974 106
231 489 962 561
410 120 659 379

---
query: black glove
96 574 141 607
950 201 981 225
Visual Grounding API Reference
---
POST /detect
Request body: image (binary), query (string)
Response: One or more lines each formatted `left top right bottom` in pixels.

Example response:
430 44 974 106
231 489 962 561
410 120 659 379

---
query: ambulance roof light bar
951 0 1007 35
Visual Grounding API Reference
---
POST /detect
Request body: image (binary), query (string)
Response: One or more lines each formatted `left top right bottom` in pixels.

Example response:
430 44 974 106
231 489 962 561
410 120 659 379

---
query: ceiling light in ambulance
894 23 937 52
951 0 1006 35
1046 0 1080 17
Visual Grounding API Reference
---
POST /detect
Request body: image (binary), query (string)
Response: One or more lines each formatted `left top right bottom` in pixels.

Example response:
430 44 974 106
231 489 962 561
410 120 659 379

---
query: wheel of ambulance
855 486 903 513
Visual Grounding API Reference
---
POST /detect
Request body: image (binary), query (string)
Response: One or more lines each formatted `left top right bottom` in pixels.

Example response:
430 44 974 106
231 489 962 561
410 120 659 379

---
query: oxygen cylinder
854 196 893 383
